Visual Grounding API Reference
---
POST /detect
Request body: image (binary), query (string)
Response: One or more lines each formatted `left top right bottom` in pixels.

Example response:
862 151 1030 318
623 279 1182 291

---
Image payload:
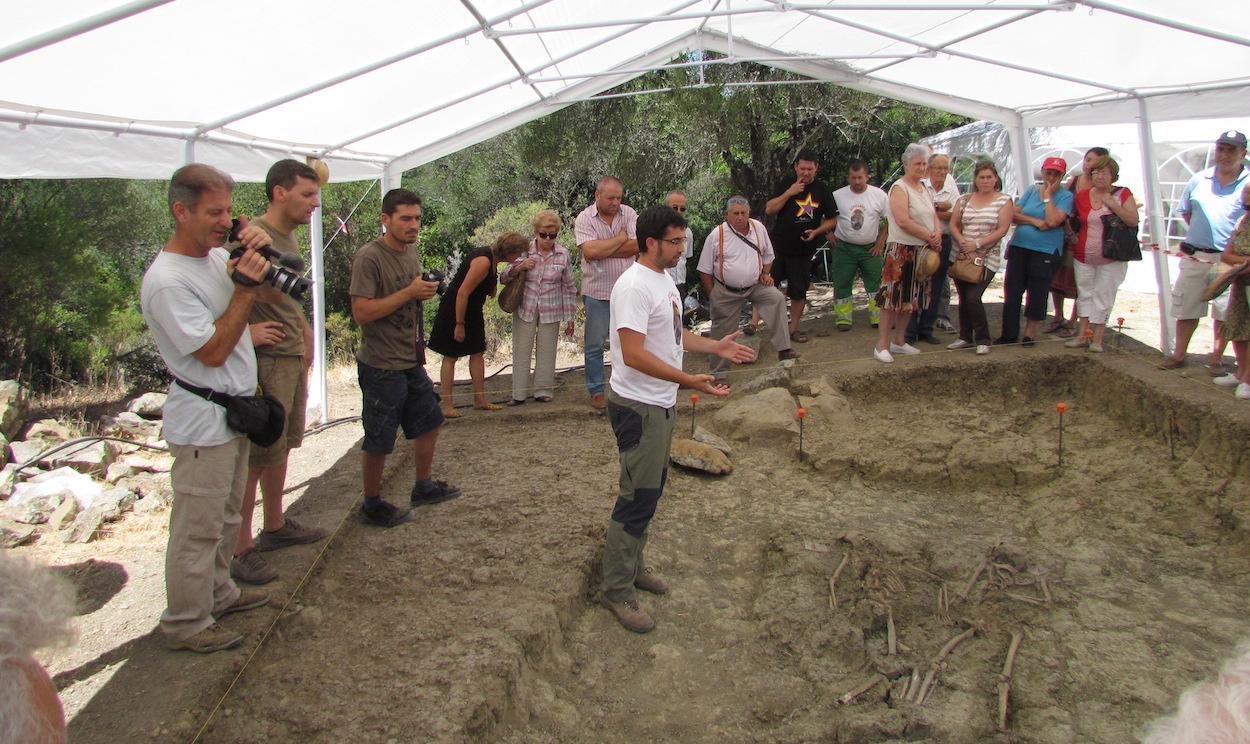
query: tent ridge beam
1015 78 1250 115
1073 0 1250 49
0 0 174 65
459 0 547 100
192 0 556 136
526 51 931 84
323 0 703 154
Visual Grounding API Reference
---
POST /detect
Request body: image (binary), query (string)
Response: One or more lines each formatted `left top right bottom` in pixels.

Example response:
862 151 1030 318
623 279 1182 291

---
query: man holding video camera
229 159 328 586
140 163 278 653
349 188 460 528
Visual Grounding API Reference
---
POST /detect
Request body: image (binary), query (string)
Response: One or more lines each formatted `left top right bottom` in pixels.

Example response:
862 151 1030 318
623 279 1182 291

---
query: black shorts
357 362 444 455
771 250 815 300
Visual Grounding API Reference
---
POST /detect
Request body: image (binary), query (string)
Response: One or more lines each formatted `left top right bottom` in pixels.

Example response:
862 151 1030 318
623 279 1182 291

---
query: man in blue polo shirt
1159 130 1249 372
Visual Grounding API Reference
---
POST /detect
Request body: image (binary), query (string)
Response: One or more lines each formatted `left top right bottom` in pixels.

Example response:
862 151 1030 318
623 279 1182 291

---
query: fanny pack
174 378 286 447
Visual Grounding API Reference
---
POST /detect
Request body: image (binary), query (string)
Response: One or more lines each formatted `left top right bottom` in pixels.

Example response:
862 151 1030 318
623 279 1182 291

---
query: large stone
7 438 48 469
712 387 800 443
670 439 733 475
25 419 75 444
50 439 117 477
0 464 19 499
0 433 6 468
692 426 733 456
101 411 163 440
47 494 79 530
117 471 173 506
12 467 105 510
93 487 138 520
736 366 791 396
62 507 107 544
0 517 36 548
4 493 64 525
121 452 172 474
127 392 168 419
0 380 26 441
796 377 856 430
104 462 134 484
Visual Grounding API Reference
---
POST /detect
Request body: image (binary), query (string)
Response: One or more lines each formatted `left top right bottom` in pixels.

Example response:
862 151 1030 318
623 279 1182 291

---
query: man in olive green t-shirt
230 160 327 586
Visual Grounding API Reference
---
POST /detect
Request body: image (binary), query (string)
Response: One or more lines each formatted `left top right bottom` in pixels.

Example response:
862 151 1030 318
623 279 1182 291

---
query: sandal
475 402 503 411
534 395 553 403
789 330 810 344
1055 326 1076 338
1043 319 1067 334
506 399 525 407
1156 357 1185 370
442 409 462 419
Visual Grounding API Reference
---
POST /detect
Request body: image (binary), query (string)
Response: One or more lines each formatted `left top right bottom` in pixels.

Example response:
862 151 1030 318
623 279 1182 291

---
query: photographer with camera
140 164 278 653
227 159 328 586
349 189 460 527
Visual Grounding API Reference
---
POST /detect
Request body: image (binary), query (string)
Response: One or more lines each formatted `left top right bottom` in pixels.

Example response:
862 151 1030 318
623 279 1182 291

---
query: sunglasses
536 231 558 239
670 206 687 212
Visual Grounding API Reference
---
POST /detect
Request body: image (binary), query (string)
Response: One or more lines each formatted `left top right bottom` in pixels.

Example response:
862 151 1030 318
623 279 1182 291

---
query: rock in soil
0 516 35 547
670 439 733 475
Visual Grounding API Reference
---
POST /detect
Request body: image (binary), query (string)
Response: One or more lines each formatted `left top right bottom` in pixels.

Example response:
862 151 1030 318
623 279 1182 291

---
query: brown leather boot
600 595 655 633
634 567 669 595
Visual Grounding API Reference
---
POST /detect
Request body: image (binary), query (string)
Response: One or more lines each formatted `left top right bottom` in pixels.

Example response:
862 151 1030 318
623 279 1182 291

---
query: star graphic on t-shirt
794 193 818 219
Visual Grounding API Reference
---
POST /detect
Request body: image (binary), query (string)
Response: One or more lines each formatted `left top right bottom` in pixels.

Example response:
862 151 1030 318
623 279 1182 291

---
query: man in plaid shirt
575 176 639 411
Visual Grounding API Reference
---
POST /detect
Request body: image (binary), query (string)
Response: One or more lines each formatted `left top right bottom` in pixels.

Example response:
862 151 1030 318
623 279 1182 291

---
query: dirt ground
22 284 1250 744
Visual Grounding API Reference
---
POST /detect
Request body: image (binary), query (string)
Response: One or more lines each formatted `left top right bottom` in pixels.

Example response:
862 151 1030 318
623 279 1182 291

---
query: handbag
174 379 286 447
498 267 528 313
949 251 985 283
1100 189 1141 261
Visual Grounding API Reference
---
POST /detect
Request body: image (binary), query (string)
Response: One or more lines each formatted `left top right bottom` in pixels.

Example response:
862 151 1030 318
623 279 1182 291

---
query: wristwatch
1041 198 1051 203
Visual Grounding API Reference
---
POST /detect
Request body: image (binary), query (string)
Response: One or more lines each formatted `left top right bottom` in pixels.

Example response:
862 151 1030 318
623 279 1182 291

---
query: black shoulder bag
1100 188 1141 262
174 379 286 447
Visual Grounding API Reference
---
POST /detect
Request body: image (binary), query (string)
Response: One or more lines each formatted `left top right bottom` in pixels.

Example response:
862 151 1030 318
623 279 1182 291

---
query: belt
714 278 753 293
1180 242 1219 254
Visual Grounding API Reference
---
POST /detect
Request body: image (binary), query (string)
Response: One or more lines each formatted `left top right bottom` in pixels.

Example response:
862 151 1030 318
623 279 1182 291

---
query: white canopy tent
3 0 1249 420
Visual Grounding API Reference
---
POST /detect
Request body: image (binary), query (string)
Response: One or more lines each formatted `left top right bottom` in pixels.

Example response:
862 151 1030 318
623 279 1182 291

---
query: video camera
422 268 447 296
228 219 313 300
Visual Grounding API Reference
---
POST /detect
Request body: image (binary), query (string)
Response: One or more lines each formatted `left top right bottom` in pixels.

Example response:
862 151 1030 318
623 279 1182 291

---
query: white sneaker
947 339 971 350
873 348 894 363
976 344 991 355
935 318 957 333
1237 383 1250 400
1214 373 1240 387
889 342 921 355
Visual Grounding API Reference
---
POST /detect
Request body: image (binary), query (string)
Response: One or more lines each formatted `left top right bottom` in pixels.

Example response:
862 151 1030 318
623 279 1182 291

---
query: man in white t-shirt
830 160 889 331
601 205 755 634
140 164 279 653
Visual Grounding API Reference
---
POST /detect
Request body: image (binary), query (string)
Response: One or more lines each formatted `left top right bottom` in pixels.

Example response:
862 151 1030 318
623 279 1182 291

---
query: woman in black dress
428 232 529 417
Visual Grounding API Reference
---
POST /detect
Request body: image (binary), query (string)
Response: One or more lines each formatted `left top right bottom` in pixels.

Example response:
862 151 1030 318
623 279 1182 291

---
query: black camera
422 269 447 296
227 220 313 300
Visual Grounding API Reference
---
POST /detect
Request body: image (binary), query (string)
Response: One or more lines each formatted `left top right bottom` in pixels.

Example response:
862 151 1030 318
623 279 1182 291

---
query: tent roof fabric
2 0 1248 181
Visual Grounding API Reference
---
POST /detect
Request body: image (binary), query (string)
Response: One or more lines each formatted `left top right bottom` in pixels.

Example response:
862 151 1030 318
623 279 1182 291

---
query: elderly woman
428 232 530 416
1048 147 1109 337
1218 182 1250 400
997 156 1074 347
874 142 940 363
501 209 577 405
1064 155 1139 353
947 160 1013 354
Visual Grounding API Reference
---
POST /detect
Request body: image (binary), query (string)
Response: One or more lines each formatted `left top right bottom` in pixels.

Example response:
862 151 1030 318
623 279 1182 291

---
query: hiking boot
778 349 800 361
634 567 669 595
230 549 278 585
255 517 327 551
164 623 243 653
601 595 655 633
361 497 411 527
216 589 270 618
411 479 461 506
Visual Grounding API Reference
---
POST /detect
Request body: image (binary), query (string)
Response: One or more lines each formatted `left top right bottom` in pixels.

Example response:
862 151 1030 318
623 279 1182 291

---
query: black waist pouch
175 378 286 447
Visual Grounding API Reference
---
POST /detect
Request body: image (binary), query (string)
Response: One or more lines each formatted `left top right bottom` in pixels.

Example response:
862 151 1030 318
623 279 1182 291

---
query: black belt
714 278 753 293
1180 242 1219 254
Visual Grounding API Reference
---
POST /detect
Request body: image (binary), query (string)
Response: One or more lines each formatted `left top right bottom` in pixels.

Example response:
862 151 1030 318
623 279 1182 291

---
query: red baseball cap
1041 156 1068 174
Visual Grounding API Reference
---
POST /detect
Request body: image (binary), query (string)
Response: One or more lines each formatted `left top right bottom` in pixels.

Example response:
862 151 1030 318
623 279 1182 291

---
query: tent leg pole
309 204 329 425
1136 97 1173 355
1007 115 1032 197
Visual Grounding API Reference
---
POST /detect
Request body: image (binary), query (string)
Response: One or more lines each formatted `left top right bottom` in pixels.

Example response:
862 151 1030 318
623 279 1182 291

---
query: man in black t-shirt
765 149 836 342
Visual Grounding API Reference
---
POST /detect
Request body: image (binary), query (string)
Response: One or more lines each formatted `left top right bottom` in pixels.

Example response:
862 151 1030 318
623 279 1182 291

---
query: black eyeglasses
536 231 558 239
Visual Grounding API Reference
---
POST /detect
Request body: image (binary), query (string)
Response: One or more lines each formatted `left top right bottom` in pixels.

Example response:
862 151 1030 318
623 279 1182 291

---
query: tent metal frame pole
860 8 1045 76
1074 0 1250 49
1136 97 1174 354
0 0 174 64
1008 115 1033 198
324 2 704 154
525 51 928 84
460 0 547 100
567 76 829 104
192 0 557 136
308 203 329 425
488 1 1073 36
1016 79 1250 117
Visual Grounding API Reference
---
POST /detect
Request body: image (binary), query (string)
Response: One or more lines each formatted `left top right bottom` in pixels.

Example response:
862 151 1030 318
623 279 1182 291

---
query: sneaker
976 344 991 355
778 349 801 361
1021 337 1036 348
411 479 461 507
1214 373 1240 387
255 518 327 551
216 589 270 618
836 323 851 332
360 497 411 528
1064 337 1089 349
1237 383 1250 400
889 342 921 355
1088 343 1104 353
590 393 606 411
873 348 894 364
230 549 278 585
164 623 243 653
947 339 971 350
935 318 957 333
600 595 655 633
634 567 669 595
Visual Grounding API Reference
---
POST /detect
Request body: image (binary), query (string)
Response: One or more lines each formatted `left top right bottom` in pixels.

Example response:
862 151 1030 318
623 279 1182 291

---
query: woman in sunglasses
501 209 578 404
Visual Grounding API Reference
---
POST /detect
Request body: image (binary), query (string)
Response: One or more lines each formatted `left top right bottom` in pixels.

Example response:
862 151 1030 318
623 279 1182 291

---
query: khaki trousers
708 281 789 380
160 437 248 642
511 316 561 401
